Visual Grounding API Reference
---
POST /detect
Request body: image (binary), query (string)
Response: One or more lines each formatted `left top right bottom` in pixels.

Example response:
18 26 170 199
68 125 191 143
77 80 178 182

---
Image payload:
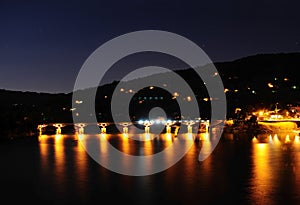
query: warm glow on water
3 131 300 204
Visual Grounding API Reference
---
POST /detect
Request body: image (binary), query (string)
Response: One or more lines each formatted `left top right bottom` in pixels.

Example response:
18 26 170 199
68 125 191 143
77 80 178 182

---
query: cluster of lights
138 119 204 125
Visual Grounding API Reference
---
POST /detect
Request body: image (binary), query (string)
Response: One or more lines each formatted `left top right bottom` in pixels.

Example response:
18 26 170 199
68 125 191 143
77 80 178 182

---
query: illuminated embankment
258 121 298 133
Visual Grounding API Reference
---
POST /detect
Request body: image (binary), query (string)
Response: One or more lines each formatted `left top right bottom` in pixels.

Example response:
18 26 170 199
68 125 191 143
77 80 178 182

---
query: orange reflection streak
75 134 88 198
99 134 108 155
199 133 209 141
144 133 151 141
54 134 66 192
98 133 111 167
254 143 269 179
121 134 131 155
251 142 274 203
143 134 154 156
161 133 173 149
39 135 49 172
200 134 212 159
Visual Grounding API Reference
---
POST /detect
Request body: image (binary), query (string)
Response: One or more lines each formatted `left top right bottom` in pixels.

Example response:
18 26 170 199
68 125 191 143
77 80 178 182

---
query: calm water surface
1 132 300 205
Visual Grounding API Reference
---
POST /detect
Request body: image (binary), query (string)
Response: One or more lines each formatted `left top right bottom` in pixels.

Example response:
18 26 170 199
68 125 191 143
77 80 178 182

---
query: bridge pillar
53 124 63 134
143 121 153 134
164 120 175 134
37 124 46 135
205 120 210 133
98 123 108 134
77 123 86 134
144 126 150 134
138 120 153 134
119 122 132 134
182 120 195 134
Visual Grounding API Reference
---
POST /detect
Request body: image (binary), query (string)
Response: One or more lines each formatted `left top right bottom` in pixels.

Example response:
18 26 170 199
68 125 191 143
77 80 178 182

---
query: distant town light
235 108 241 113
224 88 229 93
75 100 83 104
186 96 192 102
120 88 124 92
149 86 154 90
267 83 274 88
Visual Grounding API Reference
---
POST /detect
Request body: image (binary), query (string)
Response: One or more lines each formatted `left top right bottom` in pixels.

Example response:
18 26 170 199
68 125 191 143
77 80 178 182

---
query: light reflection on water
30 132 300 204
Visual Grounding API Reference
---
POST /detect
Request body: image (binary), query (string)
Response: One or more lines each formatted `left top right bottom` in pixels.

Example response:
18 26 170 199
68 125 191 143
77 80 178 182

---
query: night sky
0 0 299 93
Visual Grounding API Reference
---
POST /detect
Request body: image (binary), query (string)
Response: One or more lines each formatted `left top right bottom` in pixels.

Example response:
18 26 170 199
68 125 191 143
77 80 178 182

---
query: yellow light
285 135 291 143
268 83 274 88
259 111 264 116
235 108 241 113
224 88 229 93
295 135 300 143
149 86 154 90
173 92 179 97
273 134 280 143
186 96 192 102
120 88 124 92
75 100 83 104
203 98 209 101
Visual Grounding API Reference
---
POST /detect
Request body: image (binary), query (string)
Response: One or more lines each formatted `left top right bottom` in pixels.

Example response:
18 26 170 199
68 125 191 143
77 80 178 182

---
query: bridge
37 119 211 135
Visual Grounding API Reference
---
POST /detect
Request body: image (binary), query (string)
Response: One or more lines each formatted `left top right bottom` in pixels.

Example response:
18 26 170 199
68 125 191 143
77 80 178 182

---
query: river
1 131 300 205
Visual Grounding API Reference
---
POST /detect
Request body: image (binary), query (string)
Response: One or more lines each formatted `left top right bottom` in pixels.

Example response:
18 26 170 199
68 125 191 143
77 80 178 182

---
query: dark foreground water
1 132 300 205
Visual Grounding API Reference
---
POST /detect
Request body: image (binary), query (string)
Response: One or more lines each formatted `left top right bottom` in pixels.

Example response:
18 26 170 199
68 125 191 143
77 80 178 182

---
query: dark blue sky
0 0 299 93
